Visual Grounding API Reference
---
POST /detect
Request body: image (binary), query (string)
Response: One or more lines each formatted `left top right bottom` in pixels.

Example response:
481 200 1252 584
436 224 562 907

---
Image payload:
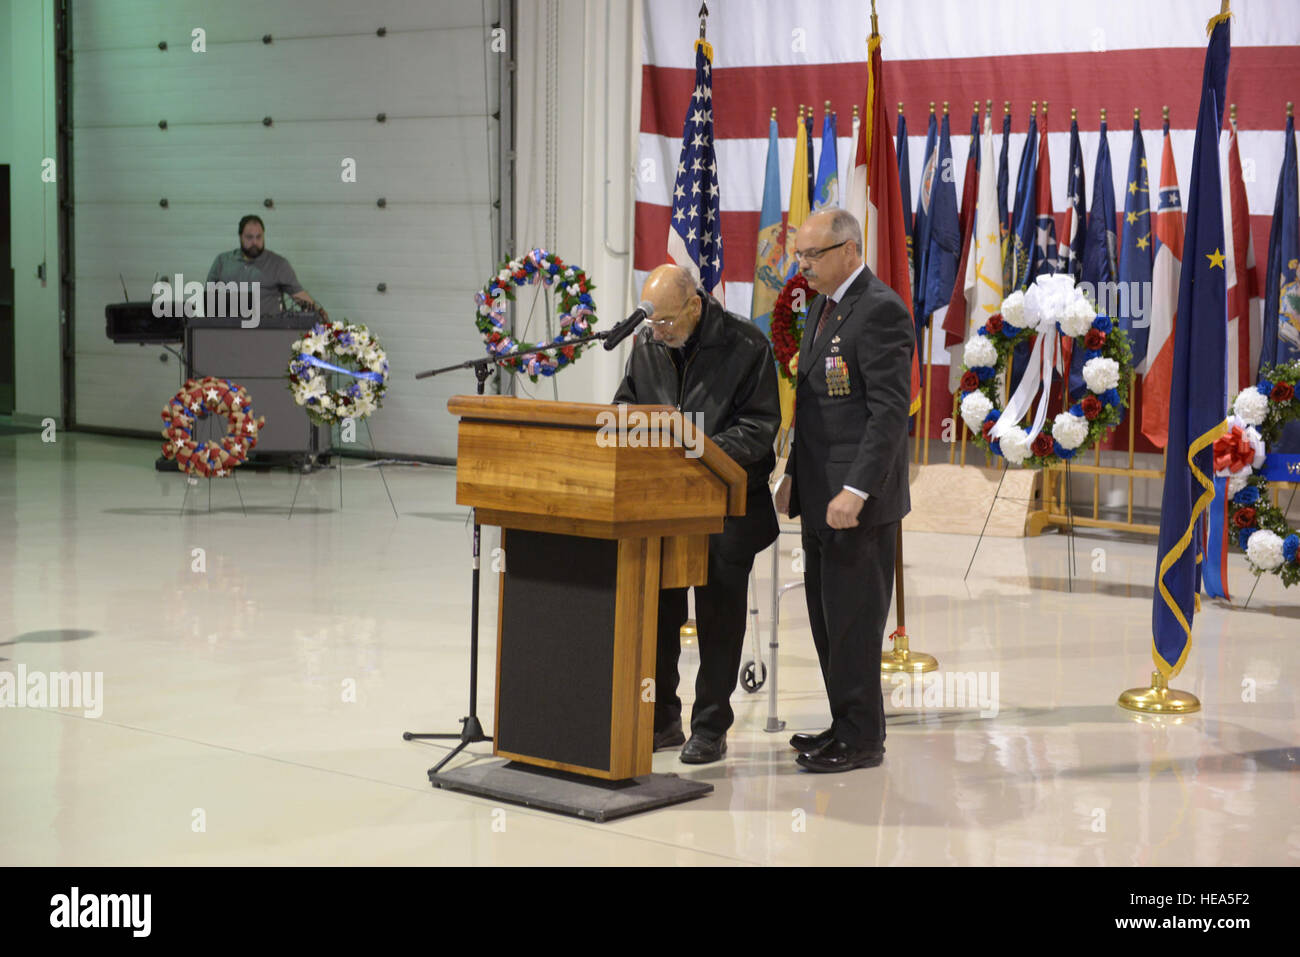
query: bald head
640 264 703 348
795 209 864 296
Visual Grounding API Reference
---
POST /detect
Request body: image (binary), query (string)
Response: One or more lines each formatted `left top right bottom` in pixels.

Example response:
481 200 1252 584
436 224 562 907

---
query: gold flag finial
929 100 935 114
870 0 879 37
1162 104 1169 122
1207 0 1231 34
986 98 993 113
972 100 980 114
942 100 949 115
1134 107 1141 121
1229 103 1237 122
1100 107 1108 122
1042 100 1048 122
853 104 859 118
1289 102 1295 118
770 106 777 120
898 101 904 114
1003 100 1011 115
1071 107 1078 122
1030 100 1037 117
824 99 832 113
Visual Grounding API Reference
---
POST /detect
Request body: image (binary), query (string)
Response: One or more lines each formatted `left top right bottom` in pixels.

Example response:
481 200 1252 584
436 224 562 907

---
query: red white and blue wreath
1221 360 1300 586
287 320 389 426
474 248 597 382
958 273 1132 466
161 376 266 478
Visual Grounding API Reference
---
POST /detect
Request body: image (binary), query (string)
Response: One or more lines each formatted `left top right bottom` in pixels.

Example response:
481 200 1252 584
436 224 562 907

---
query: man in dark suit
614 264 780 763
773 208 914 772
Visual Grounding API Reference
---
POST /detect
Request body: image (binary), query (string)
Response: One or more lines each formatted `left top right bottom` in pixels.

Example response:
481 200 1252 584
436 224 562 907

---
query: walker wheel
741 660 766 693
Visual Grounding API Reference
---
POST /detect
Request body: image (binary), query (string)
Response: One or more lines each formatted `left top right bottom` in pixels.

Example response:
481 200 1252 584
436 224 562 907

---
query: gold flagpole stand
881 525 938 673
1118 670 1200 714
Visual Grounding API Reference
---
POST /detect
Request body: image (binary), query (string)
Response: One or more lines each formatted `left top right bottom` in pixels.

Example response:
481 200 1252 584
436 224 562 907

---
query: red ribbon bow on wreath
1213 425 1257 474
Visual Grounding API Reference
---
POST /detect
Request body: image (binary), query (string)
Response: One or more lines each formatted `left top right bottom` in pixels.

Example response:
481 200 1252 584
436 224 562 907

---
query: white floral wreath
958 273 1132 467
287 320 389 426
1222 361 1300 586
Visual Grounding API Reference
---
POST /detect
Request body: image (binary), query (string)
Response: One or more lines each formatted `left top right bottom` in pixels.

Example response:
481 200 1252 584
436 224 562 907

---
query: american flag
666 36 723 298
635 0 1300 448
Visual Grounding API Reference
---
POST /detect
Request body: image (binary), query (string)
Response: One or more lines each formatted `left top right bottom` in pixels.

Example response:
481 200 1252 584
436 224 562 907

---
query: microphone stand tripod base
1118 671 1200 715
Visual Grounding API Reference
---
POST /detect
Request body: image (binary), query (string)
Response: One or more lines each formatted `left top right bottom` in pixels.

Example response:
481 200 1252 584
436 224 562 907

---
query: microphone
602 300 655 351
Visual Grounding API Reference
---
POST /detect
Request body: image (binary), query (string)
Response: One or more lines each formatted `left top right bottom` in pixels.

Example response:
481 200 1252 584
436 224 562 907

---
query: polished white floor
1 430 1297 866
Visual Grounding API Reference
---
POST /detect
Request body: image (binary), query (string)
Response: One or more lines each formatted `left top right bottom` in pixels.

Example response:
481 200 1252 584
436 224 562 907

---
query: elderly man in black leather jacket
613 264 780 763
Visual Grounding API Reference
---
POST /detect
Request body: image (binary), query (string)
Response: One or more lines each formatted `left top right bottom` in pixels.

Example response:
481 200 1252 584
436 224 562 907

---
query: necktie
815 297 837 342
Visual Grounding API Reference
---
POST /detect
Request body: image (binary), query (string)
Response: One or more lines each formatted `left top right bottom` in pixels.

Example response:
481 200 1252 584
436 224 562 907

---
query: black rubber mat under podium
430 760 713 822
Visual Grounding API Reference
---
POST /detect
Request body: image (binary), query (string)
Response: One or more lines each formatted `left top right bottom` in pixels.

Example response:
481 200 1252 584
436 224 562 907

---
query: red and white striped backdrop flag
635 0 1300 439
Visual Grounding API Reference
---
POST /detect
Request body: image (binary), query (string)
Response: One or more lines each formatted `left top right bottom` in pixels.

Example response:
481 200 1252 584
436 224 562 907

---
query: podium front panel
495 530 617 773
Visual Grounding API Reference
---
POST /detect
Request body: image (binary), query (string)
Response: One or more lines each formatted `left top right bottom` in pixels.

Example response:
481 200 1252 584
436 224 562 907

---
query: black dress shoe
789 727 834 752
795 740 884 773
653 720 686 751
679 734 727 764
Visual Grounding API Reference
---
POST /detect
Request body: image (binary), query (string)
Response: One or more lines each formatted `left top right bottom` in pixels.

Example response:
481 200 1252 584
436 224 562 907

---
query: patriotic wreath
474 248 597 382
958 273 1132 467
769 273 811 383
1222 360 1300 586
287 320 389 426
160 377 266 478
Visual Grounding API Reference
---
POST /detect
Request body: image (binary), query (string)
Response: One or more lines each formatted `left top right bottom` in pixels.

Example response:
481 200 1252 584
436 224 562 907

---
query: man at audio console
206 215 327 321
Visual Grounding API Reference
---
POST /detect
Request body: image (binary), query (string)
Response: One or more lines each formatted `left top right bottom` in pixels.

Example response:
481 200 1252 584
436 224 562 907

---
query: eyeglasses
646 297 695 327
793 239 849 262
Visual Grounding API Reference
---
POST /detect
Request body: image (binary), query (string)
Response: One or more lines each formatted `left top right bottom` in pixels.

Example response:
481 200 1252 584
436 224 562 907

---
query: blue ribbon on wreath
294 353 385 383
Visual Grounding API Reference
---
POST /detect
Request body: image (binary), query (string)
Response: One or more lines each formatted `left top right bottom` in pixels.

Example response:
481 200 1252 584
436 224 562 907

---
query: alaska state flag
1118 116 1154 367
1152 12 1231 679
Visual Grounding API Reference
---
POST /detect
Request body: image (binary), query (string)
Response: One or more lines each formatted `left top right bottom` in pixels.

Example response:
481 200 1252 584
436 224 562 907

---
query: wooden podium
448 395 746 783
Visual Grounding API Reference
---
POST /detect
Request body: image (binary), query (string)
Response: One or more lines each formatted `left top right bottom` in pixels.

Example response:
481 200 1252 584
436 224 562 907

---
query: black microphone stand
402 329 620 774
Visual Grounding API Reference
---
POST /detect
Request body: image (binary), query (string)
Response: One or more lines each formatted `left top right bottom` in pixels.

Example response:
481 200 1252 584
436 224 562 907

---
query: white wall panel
71 0 505 459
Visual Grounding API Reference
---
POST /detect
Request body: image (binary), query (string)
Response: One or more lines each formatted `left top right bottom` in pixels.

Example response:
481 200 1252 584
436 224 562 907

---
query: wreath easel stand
286 368 398 520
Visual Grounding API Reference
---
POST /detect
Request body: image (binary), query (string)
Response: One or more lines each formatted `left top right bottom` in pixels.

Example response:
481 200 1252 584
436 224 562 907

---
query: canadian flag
845 32 922 415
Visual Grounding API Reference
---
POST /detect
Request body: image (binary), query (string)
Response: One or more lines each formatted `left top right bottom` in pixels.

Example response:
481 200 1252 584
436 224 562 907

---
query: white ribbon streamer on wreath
989 323 1061 445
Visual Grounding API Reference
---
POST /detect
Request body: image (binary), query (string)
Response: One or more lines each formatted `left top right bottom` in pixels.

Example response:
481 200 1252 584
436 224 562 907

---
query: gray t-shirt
206 248 304 318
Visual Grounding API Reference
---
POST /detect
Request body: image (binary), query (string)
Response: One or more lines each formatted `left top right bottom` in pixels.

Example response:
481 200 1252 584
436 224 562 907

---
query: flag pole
876 0 936 677
1121 4 1233 716
680 0 712 643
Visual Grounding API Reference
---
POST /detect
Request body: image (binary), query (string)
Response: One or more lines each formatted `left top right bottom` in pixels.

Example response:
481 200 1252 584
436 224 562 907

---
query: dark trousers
654 547 753 740
800 520 898 749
